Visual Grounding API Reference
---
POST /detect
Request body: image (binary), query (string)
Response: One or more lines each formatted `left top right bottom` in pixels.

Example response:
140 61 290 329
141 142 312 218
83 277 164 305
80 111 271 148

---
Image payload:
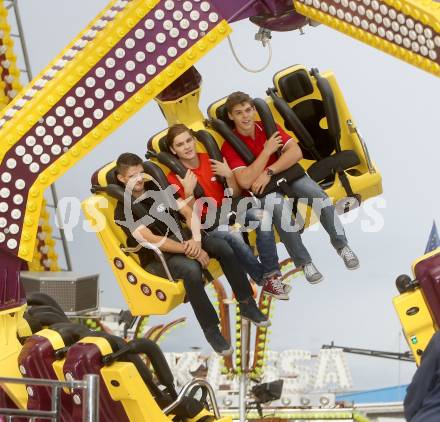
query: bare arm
225 173 242 197
176 171 197 208
234 132 284 189
268 141 303 174
178 199 202 242
178 199 210 267
210 158 242 197
234 150 272 189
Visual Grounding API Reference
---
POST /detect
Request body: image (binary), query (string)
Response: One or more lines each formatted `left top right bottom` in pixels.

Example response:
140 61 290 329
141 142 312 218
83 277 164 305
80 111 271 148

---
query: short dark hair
116 153 143 175
165 123 194 153
225 91 253 114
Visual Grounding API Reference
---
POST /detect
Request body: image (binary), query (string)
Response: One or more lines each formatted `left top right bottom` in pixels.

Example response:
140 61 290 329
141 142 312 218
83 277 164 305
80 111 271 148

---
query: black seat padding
214 102 234 128
27 292 65 314
277 68 314 103
116 338 206 416
291 99 336 158
158 135 169 153
268 89 318 158
49 323 91 346
307 150 360 183
310 68 341 148
26 305 70 326
273 68 361 199
96 333 171 405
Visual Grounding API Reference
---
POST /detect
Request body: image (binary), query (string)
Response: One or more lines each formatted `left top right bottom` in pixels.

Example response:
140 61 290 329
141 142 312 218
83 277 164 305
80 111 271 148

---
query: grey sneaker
203 326 233 356
303 262 324 284
338 246 360 270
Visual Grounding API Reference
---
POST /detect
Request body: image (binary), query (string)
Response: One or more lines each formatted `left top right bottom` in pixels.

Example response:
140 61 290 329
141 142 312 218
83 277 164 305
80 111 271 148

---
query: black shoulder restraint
209 98 305 199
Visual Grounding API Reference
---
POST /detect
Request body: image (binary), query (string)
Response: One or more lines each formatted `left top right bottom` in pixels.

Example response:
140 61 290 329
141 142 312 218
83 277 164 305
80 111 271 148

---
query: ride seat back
100 337 222 422
63 334 130 422
414 251 440 327
273 64 338 159
146 131 228 281
18 324 89 422
271 64 382 207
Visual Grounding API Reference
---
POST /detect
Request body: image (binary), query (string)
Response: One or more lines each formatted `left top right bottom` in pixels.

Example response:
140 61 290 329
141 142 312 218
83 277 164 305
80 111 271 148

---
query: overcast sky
15 0 439 391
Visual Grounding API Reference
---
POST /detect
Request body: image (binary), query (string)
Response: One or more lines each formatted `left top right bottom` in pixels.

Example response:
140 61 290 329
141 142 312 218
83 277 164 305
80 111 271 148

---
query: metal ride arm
121 242 174 283
322 342 415 362
0 374 99 421
163 378 221 419
0 0 437 316
347 120 376 175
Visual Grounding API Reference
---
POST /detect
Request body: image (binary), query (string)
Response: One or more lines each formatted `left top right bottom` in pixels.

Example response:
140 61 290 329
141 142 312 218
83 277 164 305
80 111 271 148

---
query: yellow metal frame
0 1 22 108
0 0 231 262
393 288 437 365
293 0 440 78
0 305 27 408
411 248 440 275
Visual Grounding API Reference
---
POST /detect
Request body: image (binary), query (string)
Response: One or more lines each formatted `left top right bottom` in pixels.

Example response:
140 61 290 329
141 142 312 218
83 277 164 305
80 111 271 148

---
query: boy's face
170 130 197 160
228 101 256 134
117 164 145 194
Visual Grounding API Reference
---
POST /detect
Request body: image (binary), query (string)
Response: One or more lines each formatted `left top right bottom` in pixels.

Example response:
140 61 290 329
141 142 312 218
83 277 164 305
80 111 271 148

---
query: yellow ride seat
146 129 237 281
269 64 382 210
206 64 382 214
18 322 90 421
81 161 186 316
64 334 231 422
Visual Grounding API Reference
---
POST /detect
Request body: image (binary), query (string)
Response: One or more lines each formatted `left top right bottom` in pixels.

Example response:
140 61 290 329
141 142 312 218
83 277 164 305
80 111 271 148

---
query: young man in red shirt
165 123 290 300
221 91 360 283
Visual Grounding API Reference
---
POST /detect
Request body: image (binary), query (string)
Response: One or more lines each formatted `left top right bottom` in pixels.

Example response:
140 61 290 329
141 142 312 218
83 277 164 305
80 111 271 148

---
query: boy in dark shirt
404 331 440 421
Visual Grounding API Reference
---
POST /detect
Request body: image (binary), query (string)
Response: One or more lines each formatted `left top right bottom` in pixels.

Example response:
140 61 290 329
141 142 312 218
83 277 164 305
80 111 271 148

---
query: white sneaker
303 262 324 284
338 246 360 270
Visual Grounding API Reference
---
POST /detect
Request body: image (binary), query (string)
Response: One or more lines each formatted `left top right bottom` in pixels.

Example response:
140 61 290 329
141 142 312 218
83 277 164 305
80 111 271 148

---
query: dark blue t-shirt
404 331 440 421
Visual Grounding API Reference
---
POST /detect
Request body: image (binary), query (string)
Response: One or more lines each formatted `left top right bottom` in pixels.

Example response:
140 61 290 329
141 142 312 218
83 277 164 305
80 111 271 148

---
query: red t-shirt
221 121 292 171
167 153 225 218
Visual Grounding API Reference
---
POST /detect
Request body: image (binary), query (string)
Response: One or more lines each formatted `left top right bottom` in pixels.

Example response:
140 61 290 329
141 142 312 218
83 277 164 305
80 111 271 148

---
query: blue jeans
146 233 253 330
209 207 280 285
261 175 347 267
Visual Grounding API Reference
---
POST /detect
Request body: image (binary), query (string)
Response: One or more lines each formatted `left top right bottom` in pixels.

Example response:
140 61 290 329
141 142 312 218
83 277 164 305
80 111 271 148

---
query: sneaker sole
307 275 324 285
218 346 234 357
241 315 271 327
345 264 360 270
262 290 290 300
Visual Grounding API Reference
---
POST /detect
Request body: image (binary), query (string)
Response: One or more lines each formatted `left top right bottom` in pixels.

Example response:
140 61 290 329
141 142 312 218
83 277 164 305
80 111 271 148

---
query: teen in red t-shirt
221 91 360 284
167 152 226 221
163 123 289 300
